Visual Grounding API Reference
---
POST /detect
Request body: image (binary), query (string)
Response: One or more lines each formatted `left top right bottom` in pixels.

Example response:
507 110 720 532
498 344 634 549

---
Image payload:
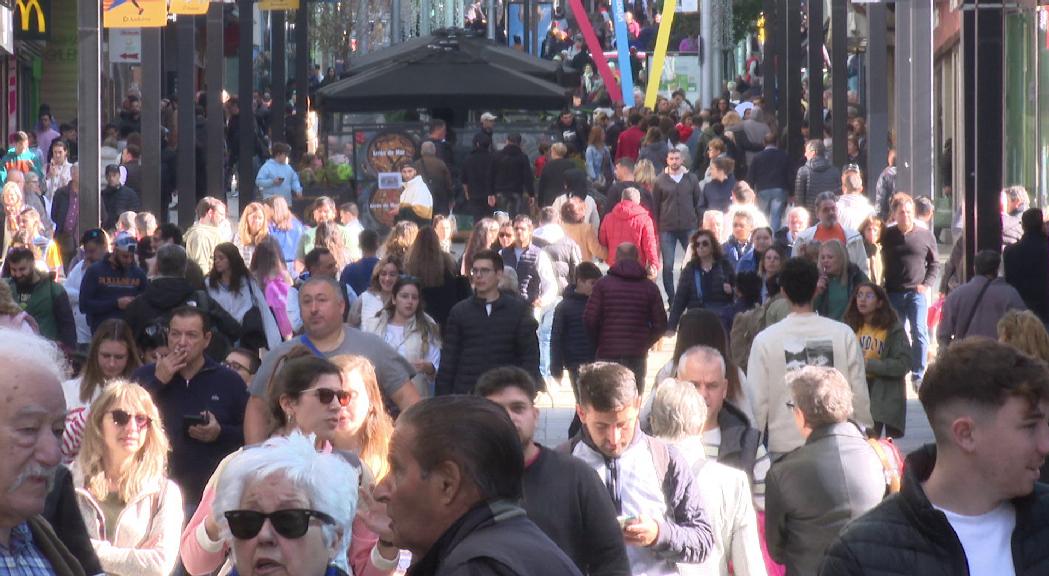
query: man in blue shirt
255 142 302 203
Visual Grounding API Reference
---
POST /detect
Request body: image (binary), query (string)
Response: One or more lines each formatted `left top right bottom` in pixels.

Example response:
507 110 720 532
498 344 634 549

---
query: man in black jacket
1004 208 1049 325
462 134 494 220
489 133 535 217
124 243 241 361
436 249 540 396
100 164 140 230
821 338 1049 576
476 366 630 576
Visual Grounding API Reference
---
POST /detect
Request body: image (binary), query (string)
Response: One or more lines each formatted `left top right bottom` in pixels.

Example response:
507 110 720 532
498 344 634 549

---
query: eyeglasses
223 360 249 374
110 410 152 428
695 240 711 248
304 388 352 407
224 509 335 540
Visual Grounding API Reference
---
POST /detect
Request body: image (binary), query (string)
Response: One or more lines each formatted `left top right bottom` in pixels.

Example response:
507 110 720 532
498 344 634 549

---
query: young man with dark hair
340 228 380 297
132 305 249 509
747 257 871 456
570 361 715 575
475 366 630 576
79 231 148 331
437 249 540 395
4 246 75 348
822 338 1049 576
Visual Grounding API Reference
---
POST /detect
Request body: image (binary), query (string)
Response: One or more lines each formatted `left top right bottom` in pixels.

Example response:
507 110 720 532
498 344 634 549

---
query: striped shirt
703 427 771 511
0 523 57 576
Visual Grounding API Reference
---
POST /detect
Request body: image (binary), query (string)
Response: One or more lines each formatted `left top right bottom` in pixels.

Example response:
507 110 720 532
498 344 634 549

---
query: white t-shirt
934 502 1016 576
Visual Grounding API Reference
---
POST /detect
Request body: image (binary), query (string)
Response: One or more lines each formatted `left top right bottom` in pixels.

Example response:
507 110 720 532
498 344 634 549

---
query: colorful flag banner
644 0 677 108
611 0 634 107
567 0 622 104
170 0 208 15
102 0 166 28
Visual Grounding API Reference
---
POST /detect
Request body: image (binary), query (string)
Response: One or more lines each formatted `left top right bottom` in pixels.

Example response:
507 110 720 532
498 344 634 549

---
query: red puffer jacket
600 200 659 269
583 259 667 358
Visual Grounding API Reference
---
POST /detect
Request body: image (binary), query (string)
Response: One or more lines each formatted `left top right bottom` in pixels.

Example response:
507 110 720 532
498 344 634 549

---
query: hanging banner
170 0 208 15
566 0 622 104
611 0 634 107
102 0 166 28
259 0 299 10
644 0 677 108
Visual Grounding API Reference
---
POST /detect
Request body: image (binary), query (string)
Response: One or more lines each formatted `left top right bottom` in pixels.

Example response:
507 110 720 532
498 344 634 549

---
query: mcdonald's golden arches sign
14 0 48 40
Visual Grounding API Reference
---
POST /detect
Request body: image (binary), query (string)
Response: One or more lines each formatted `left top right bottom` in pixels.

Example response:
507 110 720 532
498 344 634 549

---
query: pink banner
566 0 622 104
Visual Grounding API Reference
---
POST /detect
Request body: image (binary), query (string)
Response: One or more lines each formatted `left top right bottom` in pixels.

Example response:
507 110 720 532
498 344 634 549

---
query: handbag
241 280 270 351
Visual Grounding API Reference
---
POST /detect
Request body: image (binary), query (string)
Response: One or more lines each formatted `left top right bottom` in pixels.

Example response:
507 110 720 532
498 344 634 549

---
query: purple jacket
584 259 667 358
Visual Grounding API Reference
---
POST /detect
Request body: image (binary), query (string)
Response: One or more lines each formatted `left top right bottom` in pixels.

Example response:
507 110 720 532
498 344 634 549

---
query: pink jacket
264 277 293 338
180 460 392 576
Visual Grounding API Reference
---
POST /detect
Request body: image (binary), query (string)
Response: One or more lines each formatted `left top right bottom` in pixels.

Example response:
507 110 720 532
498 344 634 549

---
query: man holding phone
255 141 302 203
133 306 249 511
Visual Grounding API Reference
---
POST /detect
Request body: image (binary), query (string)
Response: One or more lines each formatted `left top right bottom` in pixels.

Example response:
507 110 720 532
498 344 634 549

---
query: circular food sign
366 132 417 176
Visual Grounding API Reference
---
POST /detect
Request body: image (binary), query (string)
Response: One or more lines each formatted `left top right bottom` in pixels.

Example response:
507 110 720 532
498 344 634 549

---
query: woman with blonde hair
62 318 142 463
264 196 303 271
73 381 183 576
633 158 658 197
1 181 22 256
813 239 868 321
15 206 64 277
0 276 35 333
379 220 418 265
235 201 269 265
330 354 395 479
998 309 1049 363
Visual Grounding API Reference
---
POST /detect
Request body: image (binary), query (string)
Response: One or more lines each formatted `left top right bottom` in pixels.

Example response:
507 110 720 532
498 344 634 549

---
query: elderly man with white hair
0 328 84 576
649 378 766 576
213 432 360 576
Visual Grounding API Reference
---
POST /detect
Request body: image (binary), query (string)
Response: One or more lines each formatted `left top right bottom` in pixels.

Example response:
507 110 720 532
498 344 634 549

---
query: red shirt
814 223 847 245
615 126 644 161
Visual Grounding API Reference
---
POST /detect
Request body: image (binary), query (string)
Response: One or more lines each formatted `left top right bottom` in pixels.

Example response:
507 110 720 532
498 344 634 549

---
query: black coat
44 466 103 576
421 268 465 329
550 286 595 377
436 293 540 396
490 144 535 198
1004 231 1049 324
124 277 241 360
462 148 494 200
537 158 576 208
100 184 140 230
668 259 736 331
820 444 1049 576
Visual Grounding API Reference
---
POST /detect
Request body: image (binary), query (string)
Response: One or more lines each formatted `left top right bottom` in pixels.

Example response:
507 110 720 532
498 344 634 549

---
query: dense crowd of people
4 82 1049 576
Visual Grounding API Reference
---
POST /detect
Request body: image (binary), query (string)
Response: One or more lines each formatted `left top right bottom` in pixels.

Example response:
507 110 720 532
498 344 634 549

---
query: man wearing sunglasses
374 395 584 575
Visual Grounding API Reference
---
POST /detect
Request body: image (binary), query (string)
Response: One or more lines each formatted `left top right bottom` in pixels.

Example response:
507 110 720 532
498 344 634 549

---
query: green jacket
6 274 75 347
865 320 911 436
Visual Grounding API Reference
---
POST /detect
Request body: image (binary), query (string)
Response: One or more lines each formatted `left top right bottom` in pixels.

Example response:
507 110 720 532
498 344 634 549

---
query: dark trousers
601 356 648 394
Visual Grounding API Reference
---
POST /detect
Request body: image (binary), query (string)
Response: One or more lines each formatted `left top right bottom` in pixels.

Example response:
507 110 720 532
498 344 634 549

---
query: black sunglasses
304 388 351 407
224 509 335 540
110 409 152 428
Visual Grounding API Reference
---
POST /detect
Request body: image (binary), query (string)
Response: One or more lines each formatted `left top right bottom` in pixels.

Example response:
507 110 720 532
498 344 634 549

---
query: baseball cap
80 228 105 245
480 112 497 122
115 232 137 253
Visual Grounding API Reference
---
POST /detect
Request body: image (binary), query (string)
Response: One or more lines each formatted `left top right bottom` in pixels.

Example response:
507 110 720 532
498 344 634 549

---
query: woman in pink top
179 350 401 576
250 237 294 339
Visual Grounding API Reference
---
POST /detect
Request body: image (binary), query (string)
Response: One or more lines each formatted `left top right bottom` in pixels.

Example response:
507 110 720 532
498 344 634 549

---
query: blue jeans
758 187 787 231
660 229 694 302
889 290 929 379
537 299 559 382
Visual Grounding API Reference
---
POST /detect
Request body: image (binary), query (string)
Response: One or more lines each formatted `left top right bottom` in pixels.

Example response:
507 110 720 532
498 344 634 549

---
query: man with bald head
584 242 667 392
0 328 84 575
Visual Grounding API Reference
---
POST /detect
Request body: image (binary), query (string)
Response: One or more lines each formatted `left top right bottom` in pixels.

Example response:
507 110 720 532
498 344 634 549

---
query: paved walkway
533 336 935 454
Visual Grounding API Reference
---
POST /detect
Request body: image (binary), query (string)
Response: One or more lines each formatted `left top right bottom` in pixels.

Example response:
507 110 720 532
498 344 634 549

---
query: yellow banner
103 0 166 28
644 0 677 108
259 0 299 10
170 0 208 15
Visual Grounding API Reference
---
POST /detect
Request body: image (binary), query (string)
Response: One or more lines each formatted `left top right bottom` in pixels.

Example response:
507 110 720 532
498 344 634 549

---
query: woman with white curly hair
213 432 360 576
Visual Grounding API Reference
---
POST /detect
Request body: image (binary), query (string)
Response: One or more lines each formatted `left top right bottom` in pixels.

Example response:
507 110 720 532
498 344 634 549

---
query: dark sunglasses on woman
306 388 352 407
224 509 336 539
110 410 152 428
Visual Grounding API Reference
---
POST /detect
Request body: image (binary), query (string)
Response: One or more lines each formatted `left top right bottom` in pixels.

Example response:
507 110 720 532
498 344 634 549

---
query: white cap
480 112 497 121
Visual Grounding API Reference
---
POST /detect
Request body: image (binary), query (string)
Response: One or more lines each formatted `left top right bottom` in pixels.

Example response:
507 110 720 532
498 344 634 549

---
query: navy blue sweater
550 286 596 378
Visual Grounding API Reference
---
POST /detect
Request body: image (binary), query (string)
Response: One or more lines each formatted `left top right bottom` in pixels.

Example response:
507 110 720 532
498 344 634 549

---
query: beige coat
71 464 184 576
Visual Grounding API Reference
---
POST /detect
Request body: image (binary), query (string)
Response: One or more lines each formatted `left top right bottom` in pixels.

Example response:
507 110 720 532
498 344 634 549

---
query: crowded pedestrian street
1 1 1047 576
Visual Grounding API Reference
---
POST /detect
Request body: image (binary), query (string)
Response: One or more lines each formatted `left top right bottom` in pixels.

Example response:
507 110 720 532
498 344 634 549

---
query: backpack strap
867 437 902 494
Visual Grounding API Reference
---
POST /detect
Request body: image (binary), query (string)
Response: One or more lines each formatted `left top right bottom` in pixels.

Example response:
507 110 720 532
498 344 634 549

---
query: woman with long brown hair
378 220 418 265
62 318 142 463
404 226 460 326
349 256 402 327
459 217 500 276
843 282 910 437
330 355 395 479
361 277 442 398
